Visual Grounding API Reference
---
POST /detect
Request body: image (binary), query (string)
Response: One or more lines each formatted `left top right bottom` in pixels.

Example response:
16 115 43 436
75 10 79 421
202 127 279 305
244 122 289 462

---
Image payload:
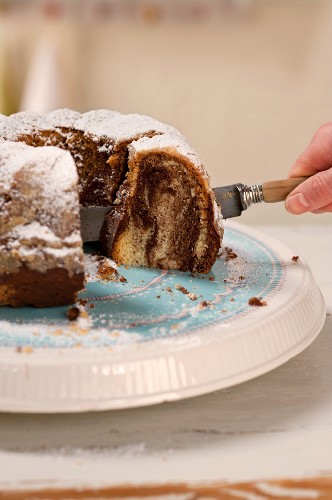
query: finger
311 202 332 214
285 168 332 214
289 122 332 178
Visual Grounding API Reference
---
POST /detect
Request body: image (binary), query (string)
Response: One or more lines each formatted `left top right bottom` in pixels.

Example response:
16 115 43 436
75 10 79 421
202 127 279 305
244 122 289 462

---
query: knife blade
80 176 308 242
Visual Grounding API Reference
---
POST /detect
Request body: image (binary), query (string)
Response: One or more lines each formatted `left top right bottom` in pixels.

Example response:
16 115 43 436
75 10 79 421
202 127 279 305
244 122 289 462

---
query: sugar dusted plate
0 222 325 412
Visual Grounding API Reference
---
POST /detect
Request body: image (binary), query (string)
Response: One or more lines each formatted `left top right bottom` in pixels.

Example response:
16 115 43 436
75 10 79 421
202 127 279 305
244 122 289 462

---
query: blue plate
0 223 284 349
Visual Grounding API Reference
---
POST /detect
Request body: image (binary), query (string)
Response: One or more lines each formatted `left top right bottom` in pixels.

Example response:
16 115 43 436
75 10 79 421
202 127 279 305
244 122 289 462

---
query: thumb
285 168 332 214
289 122 332 178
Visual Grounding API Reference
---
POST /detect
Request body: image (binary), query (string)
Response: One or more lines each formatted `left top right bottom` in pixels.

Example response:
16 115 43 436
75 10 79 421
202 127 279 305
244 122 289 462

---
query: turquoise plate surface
0 222 284 349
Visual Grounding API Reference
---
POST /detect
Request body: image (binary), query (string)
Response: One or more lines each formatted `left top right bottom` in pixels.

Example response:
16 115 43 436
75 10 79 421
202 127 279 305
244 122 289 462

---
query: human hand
285 122 332 214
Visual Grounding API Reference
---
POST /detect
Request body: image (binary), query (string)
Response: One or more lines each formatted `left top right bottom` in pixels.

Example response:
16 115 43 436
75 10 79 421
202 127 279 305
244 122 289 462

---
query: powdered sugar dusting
0 109 81 139
0 141 78 209
74 109 121 130
1 109 212 188
75 110 174 144
0 110 43 140
41 108 81 129
4 221 81 244
0 141 84 275
129 131 206 176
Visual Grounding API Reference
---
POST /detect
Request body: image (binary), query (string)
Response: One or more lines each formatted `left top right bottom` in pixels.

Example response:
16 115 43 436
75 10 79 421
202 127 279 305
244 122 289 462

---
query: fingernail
285 193 310 214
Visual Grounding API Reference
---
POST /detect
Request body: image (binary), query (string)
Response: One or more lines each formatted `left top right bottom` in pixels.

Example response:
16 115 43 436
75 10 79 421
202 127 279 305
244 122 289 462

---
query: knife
80 176 308 242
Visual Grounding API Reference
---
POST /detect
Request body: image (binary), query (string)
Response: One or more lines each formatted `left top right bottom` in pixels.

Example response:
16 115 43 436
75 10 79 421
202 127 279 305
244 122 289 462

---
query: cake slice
0 141 84 307
100 132 222 274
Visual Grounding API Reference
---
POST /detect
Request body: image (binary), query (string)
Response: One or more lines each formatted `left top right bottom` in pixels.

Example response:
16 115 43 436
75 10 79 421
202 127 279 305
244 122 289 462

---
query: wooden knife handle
262 177 309 203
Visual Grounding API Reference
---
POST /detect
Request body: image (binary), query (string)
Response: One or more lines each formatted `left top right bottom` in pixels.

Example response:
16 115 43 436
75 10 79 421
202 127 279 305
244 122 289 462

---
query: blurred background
0 0 331 225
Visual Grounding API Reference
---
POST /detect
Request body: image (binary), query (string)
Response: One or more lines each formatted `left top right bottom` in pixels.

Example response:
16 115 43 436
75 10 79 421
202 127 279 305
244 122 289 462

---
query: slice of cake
0 141 84 307
100 131 222 273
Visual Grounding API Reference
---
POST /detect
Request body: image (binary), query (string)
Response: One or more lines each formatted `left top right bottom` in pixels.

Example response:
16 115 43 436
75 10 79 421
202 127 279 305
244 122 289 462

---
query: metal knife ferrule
238 184 264 210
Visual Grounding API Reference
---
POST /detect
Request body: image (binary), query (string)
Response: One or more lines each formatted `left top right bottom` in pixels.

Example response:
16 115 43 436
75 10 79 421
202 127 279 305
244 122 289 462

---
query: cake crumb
292 255 300 262
166 287 173 293
225 247 238 260
78 298 88 306
248 296 267 307
88 303 95 309
97 259 118 281
67 306 80 321
96 258 127 283
208 276 215 281
156 295 161 299
239 275 245 280
199 300 210 308
175 284 197 300
175 284 189 294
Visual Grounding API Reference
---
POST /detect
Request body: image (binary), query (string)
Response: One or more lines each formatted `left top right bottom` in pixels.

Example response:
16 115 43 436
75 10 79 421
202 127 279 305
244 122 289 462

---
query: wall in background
1 0 332 224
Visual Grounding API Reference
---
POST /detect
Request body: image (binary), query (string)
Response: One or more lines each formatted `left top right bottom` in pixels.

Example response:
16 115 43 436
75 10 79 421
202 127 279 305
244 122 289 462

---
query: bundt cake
0 141 84 307
0 109 223 307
